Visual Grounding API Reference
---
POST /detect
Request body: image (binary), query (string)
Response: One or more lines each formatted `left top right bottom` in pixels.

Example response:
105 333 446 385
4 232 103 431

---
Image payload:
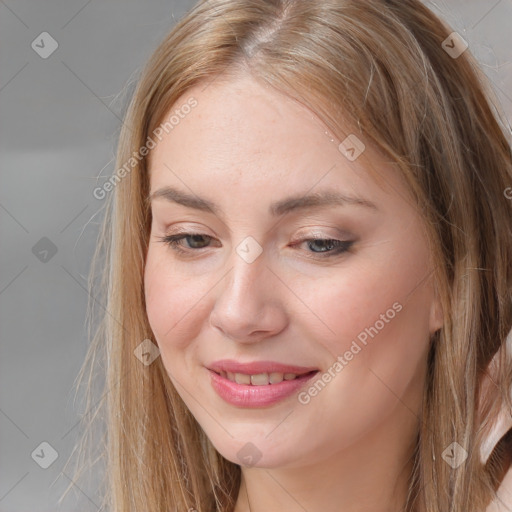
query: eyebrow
148 185 378 217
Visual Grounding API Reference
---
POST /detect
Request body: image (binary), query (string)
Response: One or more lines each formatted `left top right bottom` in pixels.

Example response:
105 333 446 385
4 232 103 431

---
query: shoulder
485 465 512 512
482 402 512 511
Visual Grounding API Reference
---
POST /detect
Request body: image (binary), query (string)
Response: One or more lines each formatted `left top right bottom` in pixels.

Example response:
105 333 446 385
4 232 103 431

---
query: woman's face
144 73 443 469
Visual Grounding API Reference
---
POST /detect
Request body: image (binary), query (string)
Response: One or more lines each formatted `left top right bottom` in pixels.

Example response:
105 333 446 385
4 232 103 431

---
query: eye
298 238 354 257
156 232 354 259
157 233 216 255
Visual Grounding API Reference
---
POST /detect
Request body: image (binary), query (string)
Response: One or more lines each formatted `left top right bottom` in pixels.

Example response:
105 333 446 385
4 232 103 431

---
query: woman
64 0 512 510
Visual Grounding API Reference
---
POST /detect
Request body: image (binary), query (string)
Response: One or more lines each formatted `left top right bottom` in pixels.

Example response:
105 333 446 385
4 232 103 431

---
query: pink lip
207 359 318 375
206 364 319 408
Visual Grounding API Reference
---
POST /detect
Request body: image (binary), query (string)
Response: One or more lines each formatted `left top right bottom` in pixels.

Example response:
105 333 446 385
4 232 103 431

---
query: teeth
251 373 269 385
234 373 251 385
269 372 285 384
219 371 303 385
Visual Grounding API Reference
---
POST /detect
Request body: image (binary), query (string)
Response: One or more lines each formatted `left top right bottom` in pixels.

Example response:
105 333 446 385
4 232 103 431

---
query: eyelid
291 226 353 240
162 225 352 242
161 223 215 237
156 230 356 260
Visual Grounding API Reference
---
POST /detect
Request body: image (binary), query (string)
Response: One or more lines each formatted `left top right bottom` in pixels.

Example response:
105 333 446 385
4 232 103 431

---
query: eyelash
156 232 354 259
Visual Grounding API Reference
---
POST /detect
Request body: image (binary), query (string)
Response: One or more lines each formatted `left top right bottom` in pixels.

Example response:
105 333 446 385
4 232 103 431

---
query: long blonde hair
61 1 512 510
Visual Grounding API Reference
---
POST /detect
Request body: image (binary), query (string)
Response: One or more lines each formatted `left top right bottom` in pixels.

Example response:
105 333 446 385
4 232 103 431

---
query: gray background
1 1 511 510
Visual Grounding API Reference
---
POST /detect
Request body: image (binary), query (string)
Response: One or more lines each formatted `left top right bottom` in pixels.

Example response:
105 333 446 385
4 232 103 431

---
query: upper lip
207 359 319 375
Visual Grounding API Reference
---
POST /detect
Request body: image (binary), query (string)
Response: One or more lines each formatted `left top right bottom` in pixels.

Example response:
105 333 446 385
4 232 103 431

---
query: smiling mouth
208 368 320 408
211 369 318 386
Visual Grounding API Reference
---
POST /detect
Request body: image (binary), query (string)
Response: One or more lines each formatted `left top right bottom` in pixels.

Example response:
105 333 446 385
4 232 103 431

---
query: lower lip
208 369 319 408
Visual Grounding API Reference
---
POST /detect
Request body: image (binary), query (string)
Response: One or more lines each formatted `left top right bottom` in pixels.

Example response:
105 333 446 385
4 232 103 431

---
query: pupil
310 239 335 252
189 235 207 248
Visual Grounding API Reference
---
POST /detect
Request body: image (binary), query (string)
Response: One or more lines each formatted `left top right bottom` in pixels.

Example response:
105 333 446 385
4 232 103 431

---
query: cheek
144 249 209 352
308 253 432 382
295 263 431 448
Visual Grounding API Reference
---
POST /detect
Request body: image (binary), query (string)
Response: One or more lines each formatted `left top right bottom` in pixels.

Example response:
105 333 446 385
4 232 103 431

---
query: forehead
151 75 332 166
147 74 408 212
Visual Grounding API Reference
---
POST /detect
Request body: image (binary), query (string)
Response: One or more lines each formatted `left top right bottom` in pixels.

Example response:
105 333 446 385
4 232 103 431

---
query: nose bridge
221 244 270 314
209 241 286 341
223 233 269 298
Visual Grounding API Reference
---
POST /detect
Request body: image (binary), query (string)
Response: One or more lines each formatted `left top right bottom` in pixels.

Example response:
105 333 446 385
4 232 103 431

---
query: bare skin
144 72 443 512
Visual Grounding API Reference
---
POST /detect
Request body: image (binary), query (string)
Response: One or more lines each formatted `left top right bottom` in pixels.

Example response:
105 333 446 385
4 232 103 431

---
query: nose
209 248 288 344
